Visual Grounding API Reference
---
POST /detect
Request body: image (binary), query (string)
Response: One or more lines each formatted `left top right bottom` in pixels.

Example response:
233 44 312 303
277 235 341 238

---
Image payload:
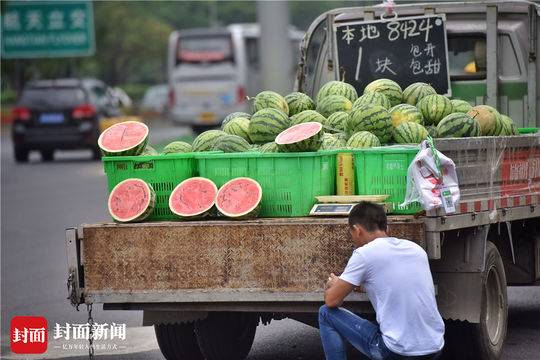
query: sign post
1 0 95 59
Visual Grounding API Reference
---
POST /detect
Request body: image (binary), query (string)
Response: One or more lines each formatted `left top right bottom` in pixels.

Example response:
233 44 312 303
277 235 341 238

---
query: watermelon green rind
222 112 251 128
98 121 149 156
389 104 424 128
347 104 393 143
223 117 252 142
320 133 346 150
163 141 192 154
249 108 290 144
275 121 324 152
252 91 289 114
316 81 358 104
259 141 280 153
451 99 472 114
216 177 262 219
346 131 381 148
316 95 353 117
212 134 252 153
169 177 218 218
417 94 454 125
290 110 326 126
363 79 403 107
437 113 481 138
140 145 159 156
402 82 437 106
192 130 228 152
393 122 429 144
108 178 155 222
285 92 315 116
498 115 517 136
353 92 391 110
325 111 349 133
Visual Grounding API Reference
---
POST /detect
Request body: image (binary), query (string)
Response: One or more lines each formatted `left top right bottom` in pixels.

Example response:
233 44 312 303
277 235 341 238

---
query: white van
167 24 303 131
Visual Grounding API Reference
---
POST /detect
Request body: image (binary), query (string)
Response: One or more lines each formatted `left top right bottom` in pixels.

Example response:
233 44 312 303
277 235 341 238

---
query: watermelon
223 117 251 142
249 108 290 144
451 99 472 114
467 105 503 136
108 178 155 222
426 125 438 138
290 110 326 126
259 141 280 153
252 90 289 114
275 121 324 152
363 79 403 107
353 92 391 110
169 177 218 218
222 112 251 127
316 95 353 117
192 130 228 152
437 113 481 138
402 82 437 105
347 104 393 143
389 104 424 128
98 121 149 156
320 133 346 150
325 111 349 133
140 145 158 156
216 177 262 219
393 122 429 144
163 141 192 154
417 94 453 125
285 92 315 116
498 115 517 136
316 80 358 104
346 131 381 148
213 134 252 153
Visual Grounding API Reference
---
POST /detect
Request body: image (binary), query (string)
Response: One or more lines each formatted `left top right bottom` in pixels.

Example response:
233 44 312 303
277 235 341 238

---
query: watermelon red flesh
108 179 154 222
169 177 218 217
99 121 148 155
216 178 262 218
275 122 323 144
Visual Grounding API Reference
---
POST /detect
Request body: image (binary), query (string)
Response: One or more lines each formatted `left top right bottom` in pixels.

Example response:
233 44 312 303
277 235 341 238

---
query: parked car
140 84 168 117
11 78 120 162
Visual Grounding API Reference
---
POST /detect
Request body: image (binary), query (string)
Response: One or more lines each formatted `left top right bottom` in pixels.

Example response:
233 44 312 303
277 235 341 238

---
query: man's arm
324 274 355 308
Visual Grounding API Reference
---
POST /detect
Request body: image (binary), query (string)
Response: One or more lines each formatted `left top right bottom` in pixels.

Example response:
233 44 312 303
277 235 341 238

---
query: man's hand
325 273 339 290
324 273 355 308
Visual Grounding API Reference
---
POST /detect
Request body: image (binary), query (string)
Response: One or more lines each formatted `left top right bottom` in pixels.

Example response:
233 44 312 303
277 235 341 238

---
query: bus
167 24 303 132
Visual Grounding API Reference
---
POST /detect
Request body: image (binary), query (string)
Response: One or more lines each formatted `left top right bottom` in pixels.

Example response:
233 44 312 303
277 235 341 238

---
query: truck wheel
154 322 204 360
195 312 258 360
41 150 54 162
14 146 29 163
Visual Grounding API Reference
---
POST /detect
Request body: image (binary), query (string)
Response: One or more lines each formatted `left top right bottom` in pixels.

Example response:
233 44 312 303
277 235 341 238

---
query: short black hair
348 202 387 232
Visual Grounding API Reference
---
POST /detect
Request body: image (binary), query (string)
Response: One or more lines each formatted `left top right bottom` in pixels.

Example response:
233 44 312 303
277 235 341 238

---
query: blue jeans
318 305 440 360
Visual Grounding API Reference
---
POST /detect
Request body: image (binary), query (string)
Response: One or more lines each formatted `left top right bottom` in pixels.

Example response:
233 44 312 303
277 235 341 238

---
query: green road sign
1 1 95 59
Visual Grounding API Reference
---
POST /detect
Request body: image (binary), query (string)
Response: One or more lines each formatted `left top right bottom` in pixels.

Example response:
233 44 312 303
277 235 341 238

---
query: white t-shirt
339 237 445 356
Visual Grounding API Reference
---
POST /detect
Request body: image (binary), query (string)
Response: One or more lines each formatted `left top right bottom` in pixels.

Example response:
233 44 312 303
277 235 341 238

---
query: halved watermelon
98 121 149 156
169 177 218 218
275 121 323 152
108 178 155 222
216 177 262 219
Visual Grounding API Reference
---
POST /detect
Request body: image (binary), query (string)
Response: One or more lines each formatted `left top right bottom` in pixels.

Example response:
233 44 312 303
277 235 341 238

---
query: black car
11 78 120 162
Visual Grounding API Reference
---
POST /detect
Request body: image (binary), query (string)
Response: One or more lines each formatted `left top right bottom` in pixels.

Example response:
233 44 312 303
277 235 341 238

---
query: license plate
39 113 64 124
198 112 217 123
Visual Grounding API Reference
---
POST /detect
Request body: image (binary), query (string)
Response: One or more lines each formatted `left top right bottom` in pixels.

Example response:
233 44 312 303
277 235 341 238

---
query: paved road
1 123 539 359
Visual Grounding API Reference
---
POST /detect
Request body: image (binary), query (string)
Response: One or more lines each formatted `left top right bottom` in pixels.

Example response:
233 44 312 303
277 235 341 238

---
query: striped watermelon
389 104 424 128
252 91 289 114
316 95 353 117
163 141 192 154
402 82 437 105
347 104 393 143
290 110 326 126
169 177 218 219
223 117 251 142
212 134 252 153
248 108 290 144
108 179 155 222
285 92 315 116
363 79 403 107
275 121 323 152
498 115 518 136
140 145 158 156
346 131 381 148
467 105 502 136
353 92 391 110
222 112 251 127
450 99 472 114
426 126 438 138
316 80 358 104
216 178 262 219
192 130 228 152
325 111 349 133
437 113 481 138
417 94 453 125
320 133 346 150
98 121 149 156
259 141 280 153
393 122 429 144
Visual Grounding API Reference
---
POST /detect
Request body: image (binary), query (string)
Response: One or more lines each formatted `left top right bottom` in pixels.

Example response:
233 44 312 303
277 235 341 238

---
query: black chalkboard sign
333 14 451 96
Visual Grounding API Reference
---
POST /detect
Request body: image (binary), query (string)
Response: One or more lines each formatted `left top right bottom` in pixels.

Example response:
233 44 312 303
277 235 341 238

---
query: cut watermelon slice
169 177 218 218
275 121 323 152
216 177 262 219
108 178 155 222
98 121 149 156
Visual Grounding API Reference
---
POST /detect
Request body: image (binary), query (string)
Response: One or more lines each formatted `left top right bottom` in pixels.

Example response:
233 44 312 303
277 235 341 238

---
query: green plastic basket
352 145 422 214
102 153 196 220
196 151 337 217
518 127 539 134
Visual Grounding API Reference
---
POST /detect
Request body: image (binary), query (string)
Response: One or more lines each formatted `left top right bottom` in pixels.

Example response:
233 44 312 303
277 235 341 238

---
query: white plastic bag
401 140 460 213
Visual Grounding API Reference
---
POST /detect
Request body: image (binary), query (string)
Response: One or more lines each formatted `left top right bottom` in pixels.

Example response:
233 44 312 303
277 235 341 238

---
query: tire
442 242 507 360
14 146 29 163
154 322 204 360
195 312 258 360
41 150 54 162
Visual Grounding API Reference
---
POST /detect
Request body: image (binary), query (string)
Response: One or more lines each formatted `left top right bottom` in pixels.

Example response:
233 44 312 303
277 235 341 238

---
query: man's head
348 202 388 247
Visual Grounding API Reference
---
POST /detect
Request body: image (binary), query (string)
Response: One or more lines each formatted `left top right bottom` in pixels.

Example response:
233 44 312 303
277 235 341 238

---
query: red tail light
12 107 31 121
236 86 246 104
168 87 176 107
72 104 96 119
